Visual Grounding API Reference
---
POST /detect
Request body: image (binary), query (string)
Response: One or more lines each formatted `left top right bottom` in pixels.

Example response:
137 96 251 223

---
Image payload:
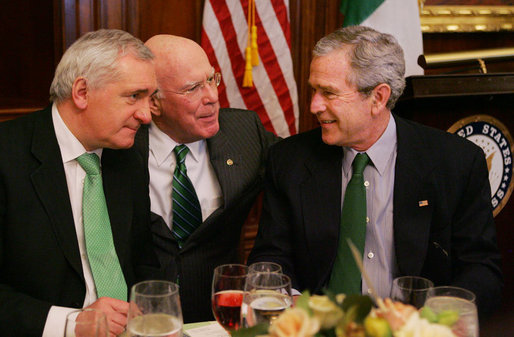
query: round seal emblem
448 115 513 217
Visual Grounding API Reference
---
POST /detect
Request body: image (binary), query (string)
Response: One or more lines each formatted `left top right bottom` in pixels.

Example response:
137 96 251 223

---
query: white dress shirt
148 121 222 230
42 104 102 337
341 115 398 298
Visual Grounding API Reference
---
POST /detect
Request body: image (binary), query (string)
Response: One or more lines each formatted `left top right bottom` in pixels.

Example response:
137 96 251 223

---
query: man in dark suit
134 35 277 322
0 29 160 336
249 26 502 319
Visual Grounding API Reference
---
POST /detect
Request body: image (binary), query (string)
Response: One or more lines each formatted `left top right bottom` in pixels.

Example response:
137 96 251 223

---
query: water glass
427 286 476 303
64 308 108 337
126 280 183 337
248 262 282 274
243 272 292 327
424 286 478 337
390 276 434 309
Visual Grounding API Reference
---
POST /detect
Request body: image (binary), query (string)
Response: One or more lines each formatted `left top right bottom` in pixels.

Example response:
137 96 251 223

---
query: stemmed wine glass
126 280 183 337
390 276 434 309
243 272 292 327
64 308 108 337
424 286 479 337
211 264 248 332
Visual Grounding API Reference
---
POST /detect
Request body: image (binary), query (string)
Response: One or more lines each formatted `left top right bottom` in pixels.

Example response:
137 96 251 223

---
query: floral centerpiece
233 291 460 337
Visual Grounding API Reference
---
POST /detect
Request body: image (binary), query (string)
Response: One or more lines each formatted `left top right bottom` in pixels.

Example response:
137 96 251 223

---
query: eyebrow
310 83 338 93
127 89 149 95
178 68 216 91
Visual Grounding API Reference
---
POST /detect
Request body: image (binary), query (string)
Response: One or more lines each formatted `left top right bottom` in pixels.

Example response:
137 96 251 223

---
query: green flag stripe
340 0 385 26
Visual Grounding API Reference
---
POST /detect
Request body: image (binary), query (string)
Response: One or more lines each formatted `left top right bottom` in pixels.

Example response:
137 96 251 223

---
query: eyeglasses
160 72 221 100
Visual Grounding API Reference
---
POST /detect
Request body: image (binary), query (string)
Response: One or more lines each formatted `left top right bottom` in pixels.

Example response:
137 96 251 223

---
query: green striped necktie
76 153 127 300
171 145 202 247
328 152 370 295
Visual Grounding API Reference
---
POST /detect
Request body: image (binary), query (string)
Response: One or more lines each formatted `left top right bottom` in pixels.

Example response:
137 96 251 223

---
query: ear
370 83 391 114
71 77 88 110
150 95 162 117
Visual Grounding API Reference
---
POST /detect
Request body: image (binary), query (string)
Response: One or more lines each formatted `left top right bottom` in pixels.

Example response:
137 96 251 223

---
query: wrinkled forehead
163 53 214 88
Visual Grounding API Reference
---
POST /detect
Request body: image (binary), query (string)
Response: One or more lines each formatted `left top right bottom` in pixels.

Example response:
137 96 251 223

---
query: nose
134 102 152 124
202 83 219 105
310 91 325 115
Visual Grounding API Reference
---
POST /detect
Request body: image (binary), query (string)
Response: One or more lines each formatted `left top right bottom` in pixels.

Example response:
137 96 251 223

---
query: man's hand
85 297 130 337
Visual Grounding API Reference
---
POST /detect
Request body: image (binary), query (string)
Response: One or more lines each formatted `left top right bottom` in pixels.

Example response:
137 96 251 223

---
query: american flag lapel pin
418 200 429 207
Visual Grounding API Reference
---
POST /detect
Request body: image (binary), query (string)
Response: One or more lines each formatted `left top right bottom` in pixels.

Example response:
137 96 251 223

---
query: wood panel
290 0 343 132
137 0 203 42
0 0 59 118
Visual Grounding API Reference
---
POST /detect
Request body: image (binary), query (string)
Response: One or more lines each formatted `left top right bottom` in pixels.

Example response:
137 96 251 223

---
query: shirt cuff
42 305 77 337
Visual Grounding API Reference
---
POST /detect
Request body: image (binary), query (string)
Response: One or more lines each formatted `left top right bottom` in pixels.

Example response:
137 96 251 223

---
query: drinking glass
424 286 479 337
390 276 434 309
426 286 476 303
126 280 183 337
211 264 248 332
248 262 282 274
243 272 293 327
64 308 108 337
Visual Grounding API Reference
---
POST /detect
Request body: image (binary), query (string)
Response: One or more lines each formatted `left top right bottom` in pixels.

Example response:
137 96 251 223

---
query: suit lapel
393 116 437 276
30 109 83 278
102 149 132 267
301 136 343 288
206 128 242 209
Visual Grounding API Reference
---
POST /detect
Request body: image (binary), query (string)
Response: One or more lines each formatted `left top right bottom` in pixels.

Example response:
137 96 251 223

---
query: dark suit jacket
134 108 278 322
249 114 503 318
0 107 160 336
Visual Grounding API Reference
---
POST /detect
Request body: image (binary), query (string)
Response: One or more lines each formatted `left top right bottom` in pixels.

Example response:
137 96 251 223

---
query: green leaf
296 290 312 315
230 323 269 337
341 294 373 323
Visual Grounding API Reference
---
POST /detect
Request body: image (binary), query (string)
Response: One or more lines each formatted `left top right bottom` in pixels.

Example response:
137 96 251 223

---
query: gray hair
49 29 154 103
313 26 406 110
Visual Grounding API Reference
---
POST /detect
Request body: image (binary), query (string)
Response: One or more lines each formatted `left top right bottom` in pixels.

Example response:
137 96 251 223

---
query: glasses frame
158 71 221 99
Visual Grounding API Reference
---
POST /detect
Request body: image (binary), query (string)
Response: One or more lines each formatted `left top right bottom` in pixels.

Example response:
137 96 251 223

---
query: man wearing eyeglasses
134 35 278 323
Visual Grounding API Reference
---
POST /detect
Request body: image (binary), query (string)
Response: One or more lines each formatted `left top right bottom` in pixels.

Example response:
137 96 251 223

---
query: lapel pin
418 200 429 207
226 159 234 166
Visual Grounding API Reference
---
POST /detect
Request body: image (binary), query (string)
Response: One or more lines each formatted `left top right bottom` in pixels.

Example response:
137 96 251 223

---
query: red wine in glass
212 290 244 331
211 264 247 332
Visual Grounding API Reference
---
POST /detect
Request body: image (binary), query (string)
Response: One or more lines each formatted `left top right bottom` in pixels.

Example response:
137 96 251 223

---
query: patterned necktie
76 153 127 300
172 145 202 247
328 152 370 295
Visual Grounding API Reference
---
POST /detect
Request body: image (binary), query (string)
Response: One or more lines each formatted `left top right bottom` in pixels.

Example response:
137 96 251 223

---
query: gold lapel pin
226 159 234 166
418 200 429 207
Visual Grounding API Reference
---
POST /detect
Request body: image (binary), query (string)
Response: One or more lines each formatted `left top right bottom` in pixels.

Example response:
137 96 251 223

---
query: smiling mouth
320 120 336 124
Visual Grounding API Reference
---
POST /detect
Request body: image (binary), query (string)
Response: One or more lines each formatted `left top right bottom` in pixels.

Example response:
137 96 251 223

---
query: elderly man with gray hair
249 25 502 320
0 29 161 336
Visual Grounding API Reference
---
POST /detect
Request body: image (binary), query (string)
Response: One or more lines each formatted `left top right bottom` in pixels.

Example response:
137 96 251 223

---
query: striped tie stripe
172 145 202 246
201 0 299 138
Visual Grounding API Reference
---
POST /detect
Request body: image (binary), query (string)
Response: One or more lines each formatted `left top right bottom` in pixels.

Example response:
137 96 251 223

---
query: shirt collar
149 121 205 166
342 114 397 176
52 103 102 163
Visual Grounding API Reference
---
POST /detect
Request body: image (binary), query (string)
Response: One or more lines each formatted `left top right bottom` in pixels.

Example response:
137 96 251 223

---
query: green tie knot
77 153 101 175
352 153 370 176
174 145 189 165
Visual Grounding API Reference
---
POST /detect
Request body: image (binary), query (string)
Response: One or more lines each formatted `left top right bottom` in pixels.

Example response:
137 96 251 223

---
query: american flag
201 0 299 137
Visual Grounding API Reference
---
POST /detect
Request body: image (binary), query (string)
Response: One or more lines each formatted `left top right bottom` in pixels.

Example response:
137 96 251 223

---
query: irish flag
340 0 424 76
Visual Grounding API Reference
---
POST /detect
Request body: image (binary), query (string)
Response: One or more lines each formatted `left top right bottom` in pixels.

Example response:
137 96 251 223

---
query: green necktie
328 153 370 295
77 153 127 300
171 145 202 247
